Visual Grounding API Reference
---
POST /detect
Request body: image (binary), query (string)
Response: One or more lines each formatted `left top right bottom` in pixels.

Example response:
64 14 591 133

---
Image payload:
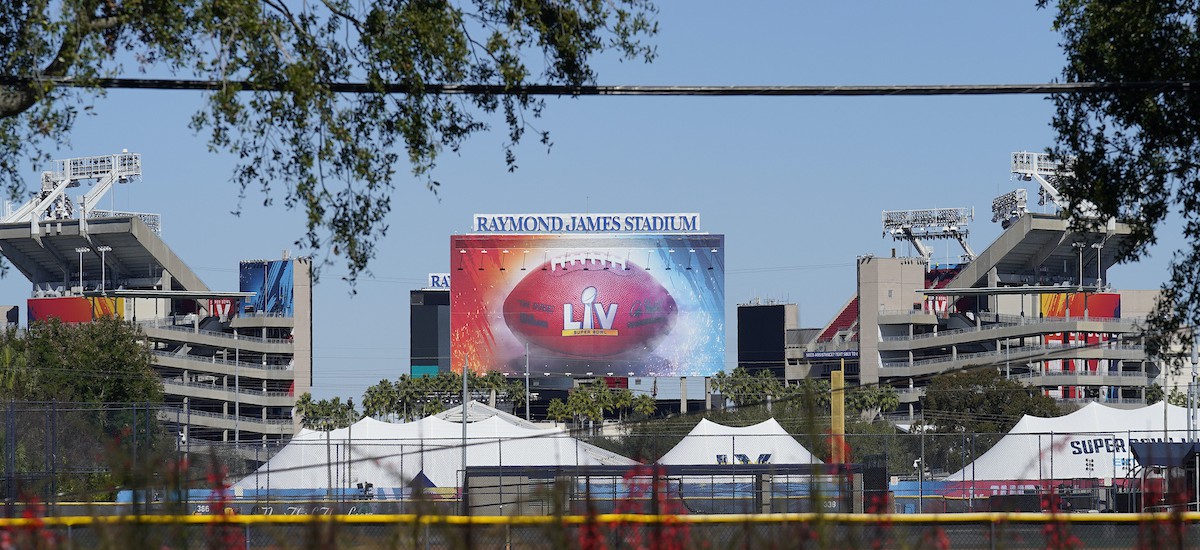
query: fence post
5 400 14 516
133 403 138 480
52 402 58 515
43 401 51 510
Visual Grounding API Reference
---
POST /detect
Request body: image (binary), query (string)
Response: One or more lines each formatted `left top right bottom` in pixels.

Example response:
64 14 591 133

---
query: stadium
0 150 1193 547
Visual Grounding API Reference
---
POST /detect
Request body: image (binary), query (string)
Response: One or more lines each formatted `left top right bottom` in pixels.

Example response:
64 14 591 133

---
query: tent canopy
657 418 822 466
947 402 1190 482
233 401 636 493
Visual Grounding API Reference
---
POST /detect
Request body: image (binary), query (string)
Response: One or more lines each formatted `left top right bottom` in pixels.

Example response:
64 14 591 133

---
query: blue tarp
1129 442 1200 468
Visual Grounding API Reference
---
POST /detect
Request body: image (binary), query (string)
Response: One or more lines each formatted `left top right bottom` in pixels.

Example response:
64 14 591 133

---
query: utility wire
2 77 1199 96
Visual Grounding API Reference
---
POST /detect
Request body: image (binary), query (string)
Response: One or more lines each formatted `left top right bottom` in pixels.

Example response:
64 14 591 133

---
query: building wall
292 257 314 405
738 303 788 377
410 289 451 373
1116 289 1160 318
857 256 928 385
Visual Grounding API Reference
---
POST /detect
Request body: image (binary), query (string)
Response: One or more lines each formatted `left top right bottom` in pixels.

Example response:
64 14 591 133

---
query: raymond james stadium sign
473 213 701 233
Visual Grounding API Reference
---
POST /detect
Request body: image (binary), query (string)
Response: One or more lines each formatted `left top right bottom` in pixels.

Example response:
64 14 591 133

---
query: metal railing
1009 370 1148 381
1054 397 1148 405
150 350 292 371
158 406 293 425
879 308 1142 324
161 378 293 398
237 311 292 319
141 318 292 345
881 343 1146 369
88 209 161 234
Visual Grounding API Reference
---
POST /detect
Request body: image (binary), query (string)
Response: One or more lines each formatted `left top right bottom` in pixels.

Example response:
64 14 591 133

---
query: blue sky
0 2 1182 399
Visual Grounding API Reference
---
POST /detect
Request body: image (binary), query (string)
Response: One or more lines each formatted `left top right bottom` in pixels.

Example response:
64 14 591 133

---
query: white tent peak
434 400 542 428
658 417 822 465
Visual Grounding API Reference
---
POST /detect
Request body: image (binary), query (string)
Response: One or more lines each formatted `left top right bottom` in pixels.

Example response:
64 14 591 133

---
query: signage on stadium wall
473 213 701 234
451 233 725 377
804 350 860 359
239 260 294 316
426 273 451 289
208 299 234 322
923 296 949 315
1040 293 1120 319
28 296 124 323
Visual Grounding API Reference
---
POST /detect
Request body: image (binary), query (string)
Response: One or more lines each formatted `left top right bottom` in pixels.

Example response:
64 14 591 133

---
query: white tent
233 401 636 494
946 401 1190 483
657 418 822 465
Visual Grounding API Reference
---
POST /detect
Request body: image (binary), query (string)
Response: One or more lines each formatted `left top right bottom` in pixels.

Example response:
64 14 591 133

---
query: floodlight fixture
881 207 975 261
991 188 1028 227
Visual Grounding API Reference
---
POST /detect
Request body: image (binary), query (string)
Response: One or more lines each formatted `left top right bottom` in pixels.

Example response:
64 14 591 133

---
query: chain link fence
0 402 1193 521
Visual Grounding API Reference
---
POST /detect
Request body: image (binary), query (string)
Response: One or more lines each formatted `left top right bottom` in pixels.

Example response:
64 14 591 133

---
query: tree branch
0 5 125 119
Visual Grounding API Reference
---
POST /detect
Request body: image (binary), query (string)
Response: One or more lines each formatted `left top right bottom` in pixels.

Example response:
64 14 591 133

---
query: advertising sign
451 234 724 376
239 260 294 316
1040 293 1120 319
28 296 123 323
208 298 235 322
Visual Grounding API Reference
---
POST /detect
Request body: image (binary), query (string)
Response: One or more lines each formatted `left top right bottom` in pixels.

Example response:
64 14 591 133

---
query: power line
2 76 1199 96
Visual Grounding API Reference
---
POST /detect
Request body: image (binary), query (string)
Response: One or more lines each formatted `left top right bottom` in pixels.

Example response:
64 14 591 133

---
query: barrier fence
0 402 1196 519
0 512 1197 549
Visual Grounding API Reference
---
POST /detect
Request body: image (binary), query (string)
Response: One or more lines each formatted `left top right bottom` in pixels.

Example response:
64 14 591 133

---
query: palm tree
361 379 392 420
546 398 570 426
0 342 28 396
294 392 317 428
395 375 421 420
610 387 633 421
508 379 529 416
632 394 657 418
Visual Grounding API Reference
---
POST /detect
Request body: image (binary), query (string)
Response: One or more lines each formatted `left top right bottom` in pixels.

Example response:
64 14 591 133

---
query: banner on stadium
451 234 724 376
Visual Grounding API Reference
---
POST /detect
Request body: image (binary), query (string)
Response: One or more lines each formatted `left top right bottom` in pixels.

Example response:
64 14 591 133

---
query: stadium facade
0 152 311 455
798 152 1162 416
415 154 1172 418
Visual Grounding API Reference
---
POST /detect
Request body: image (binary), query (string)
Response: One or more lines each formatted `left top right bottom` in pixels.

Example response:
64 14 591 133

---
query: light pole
461 358 469 515
1091 242 1104 290
74 247 90 294
1191 328 1198 443
95 245 112 294
1072 242 1086 289
524 343 530 421
1005 340 1011 379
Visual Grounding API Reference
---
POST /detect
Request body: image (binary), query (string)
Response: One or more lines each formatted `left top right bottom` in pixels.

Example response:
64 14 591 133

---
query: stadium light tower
3 152 142 232
1011 151 1098 218
96 245 112 294
74 247 90 293
881 207 975 263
